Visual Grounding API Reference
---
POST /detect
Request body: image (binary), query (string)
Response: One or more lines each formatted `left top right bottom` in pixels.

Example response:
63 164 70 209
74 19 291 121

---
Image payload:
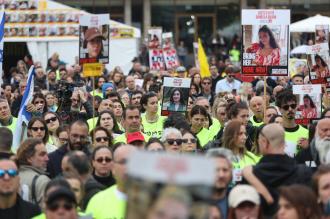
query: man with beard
0 159 41 218
296 118 330 169
276 89 308 157
249 96 264 127
47 120 90 178
206 148 233 219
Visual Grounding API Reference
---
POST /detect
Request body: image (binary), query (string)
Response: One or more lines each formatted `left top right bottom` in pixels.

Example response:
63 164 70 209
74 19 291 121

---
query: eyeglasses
45 117 57 124
182 138 197 144
47 202 75 212
31 126 45 131
281 104 297 111
95 137 109 142
96 157 112 163
166 139 183 145
0 169 18 178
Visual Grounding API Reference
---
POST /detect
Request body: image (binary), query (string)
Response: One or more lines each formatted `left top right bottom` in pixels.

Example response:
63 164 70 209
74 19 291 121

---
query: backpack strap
31 174 40 204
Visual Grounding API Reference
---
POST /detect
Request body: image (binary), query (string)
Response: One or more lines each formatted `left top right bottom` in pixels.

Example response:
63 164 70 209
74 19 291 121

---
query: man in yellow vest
0 98 17 133
86 144 137 219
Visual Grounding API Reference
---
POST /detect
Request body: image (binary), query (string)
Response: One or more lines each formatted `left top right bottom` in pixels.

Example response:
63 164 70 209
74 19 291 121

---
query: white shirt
215 78 242 94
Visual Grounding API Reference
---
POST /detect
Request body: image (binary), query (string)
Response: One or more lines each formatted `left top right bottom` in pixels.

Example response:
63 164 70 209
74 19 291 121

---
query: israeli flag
12 66 36 151
0 12 5 87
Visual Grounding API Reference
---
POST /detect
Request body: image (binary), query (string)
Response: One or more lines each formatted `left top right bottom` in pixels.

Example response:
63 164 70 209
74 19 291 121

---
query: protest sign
126 151 215 219
306 43 330 84
289 58 309 78
79 14 109 64
82 63 103 77
149 49 165 71
161 77 191 116
241 9 290 76
163 48 179 70
148 27 162 49
162 32 174 49
315 25 329 44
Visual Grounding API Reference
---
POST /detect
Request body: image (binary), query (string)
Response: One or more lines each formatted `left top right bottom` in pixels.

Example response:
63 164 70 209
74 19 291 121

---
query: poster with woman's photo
161 77 191 116
306 43 330 84
162 32 174 50
241 9 290 76
293 84 322 125
79 14 110 64
315 25 329 44
126 151 215 219
148 27 162 49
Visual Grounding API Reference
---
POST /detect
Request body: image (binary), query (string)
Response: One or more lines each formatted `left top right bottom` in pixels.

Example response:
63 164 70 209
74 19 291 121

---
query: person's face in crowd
45 114 60 133
30 120 46 140
202 79 212 92
66 178 83 205
145 96 158 114
100 113 114 132
317 172 330 206
113 73 122 83
292 76 303 85
93 130 110 148
216 106 227 126
234 201 260 219
92 148 113 177
50 58 59 69
131 93 142 106
0 101 11 120
317 119 330 140
113 102 123 117
172 90 181 104
193 74 201 85
33 97 45 112
133 62 142 72
87 37 102 58
147 142 164 152
250 97 264 117
196 99 211 113
234 109 250 126
35 68 45 79
45 198 77 219
208 205 222 219
4 85 12 98
97 78 105 89
46 94 56 107
187 97 193 112
275 116 284 126
48 71 56 81
124 108 141 132
259 30 270 47
0 160 20 197
164 133 183 153
264 108 278 124
214 157 232 190
277 197 299 219
28 143 49 171
226 74 235 83
125 76 135 90
277 77 287 87
182 132 197 153
191 113 206 132
98 99 113 112
190 85 197 95
210 66 218 77
236 125 247 147
120 93 130 106
68 123 88 151
147 197 189 219
58 131 69 146
280 101 297 121
112 146 135 188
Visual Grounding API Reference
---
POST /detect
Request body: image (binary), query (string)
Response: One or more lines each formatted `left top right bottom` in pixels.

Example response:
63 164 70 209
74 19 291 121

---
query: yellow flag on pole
197 38 211 78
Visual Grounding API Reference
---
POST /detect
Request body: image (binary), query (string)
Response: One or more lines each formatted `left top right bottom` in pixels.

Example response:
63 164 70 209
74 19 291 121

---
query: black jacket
252 154 312 217
47 144 69 178
0 195 41 219
295 138 320 171
81 177 105 211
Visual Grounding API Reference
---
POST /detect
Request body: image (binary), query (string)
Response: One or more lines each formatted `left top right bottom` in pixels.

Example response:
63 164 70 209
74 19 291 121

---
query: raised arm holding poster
79 14 109 65
241 9 290 76
315 25 329 44
306 43 330 84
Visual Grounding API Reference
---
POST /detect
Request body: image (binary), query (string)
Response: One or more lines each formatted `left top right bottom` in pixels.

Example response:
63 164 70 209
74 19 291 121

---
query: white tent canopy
290 14 330 33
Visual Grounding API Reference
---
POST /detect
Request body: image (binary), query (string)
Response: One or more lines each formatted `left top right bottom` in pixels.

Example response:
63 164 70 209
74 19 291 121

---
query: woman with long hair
109 68 125 89
43 112 62 147
164 88 187 112
27 92 48 117
301 94 317 119
90 126 113 148
112 99 125 131
313 54 330 78
96 110 123 138
181 129 201 153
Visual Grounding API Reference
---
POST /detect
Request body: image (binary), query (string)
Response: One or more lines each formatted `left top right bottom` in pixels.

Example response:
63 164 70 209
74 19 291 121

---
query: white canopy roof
290 14 330 33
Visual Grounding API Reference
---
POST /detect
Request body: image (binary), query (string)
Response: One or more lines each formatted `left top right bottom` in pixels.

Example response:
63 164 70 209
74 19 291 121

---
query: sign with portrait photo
79 14 109 64
126 151 215 219
148 27 162 49
149 49 165 71
162 32 174 50
161 77 191 116
163 48 179 70
241 9 290 76
315 25 329 44
306 43 330 84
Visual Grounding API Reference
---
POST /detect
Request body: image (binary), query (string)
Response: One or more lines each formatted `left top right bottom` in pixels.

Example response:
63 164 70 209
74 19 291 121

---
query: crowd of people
0 49 330 219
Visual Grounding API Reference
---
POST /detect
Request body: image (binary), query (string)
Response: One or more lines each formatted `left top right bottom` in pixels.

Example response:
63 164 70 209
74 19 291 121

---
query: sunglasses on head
47 202 75 212
95 137 109 142
182 138 197 144
31 127 45 131
166 139 183 146
282 104 297 111
45 117 57 124
96 157 112 163
0 169 18 178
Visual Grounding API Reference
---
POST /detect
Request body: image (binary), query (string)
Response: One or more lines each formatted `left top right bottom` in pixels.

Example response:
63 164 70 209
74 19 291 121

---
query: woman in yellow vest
190 105 213 148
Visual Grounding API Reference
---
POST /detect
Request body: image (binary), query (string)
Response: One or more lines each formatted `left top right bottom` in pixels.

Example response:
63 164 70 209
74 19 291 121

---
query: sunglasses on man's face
0 169 18 178
166 139 183 146
47 202 75 212
281 104 297 111
96 157 112 163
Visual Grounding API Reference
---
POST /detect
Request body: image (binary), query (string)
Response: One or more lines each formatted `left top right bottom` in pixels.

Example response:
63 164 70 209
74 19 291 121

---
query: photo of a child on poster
315 25 329 44
293 84 322 125
242 9 290 76
79 14 109 64
126 151 215 219
161 77 191 116
307 43 330 84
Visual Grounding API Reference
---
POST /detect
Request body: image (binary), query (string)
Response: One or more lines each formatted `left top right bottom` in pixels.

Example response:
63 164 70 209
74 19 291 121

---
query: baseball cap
46 187 77 205
127 131 145 144
228 185 260 208
85 27 105 41
176 66 186 73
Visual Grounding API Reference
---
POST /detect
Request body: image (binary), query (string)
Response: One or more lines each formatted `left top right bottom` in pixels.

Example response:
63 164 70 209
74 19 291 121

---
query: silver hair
160 127 182 143
206 148 235 166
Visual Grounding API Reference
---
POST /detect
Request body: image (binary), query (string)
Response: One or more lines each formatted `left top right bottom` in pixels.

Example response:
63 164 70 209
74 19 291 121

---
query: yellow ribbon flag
197 38 211 78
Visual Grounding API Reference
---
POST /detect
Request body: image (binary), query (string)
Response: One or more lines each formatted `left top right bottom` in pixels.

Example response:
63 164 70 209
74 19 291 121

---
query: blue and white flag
0 12 5 88
12 66 36 151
